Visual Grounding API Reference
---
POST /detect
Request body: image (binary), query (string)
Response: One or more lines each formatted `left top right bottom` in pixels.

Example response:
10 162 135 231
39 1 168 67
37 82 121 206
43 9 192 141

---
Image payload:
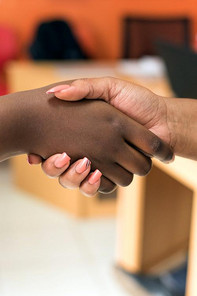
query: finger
117 144 152 176
79 171 101 197
46 77 118 102
122 116 174 162
42 152 71 178
99 175 117 194
101 162 134 186
58 157 91 189
28 154 43 165
79 171 124 197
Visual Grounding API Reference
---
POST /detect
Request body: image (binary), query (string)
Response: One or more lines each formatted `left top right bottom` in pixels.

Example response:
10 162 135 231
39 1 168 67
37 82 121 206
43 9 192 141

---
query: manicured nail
88 169 102 185
54 152 71 168
59 85 75 93
27 155 33 165
76 157 91 174
46 84 70 94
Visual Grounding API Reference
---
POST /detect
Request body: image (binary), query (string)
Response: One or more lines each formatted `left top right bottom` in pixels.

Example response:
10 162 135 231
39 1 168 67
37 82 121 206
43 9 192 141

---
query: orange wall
1 0 197 59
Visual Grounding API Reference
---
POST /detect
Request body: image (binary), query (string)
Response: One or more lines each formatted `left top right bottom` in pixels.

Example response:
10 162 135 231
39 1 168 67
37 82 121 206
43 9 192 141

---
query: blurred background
1 0 197 295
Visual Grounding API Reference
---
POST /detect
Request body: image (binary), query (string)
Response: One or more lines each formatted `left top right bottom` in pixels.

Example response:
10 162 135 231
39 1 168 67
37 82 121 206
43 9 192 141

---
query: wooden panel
116 165 193 273
116 175 146 272
141 166 193 271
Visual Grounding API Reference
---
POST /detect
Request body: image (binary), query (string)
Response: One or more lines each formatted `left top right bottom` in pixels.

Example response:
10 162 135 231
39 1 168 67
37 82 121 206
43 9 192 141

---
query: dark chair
156 40 197 98
29 19 88 60
122 17 191 59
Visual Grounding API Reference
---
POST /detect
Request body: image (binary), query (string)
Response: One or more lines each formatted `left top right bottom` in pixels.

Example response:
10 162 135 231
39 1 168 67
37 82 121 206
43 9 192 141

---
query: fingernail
88 169 102 185
76 157 91 174
46 84 70 94
27 155 33 165
59 85 75 93
54 152 71 168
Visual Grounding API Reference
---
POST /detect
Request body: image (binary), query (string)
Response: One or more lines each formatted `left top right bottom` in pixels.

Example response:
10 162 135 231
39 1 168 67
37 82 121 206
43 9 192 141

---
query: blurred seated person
29 19 88 60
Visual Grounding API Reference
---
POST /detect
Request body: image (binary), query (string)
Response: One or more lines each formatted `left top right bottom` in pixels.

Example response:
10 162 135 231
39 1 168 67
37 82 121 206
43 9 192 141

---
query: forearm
165 97 197 160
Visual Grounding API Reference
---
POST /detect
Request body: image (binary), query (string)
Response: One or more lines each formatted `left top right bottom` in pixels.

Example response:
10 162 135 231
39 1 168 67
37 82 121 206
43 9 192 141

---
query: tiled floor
0 161 143 296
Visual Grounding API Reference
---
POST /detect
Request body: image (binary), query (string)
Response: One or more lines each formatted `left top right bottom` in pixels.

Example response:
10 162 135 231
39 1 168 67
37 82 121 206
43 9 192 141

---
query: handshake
1 77 181 196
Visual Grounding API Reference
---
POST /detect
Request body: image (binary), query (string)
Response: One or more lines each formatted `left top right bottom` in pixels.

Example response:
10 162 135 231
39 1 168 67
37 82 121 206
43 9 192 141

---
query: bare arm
164 97 197 160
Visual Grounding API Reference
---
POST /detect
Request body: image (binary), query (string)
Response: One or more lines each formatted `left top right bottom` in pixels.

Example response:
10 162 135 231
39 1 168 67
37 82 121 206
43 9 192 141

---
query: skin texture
0 82 173 193
29 76 197 196
51 77 197 159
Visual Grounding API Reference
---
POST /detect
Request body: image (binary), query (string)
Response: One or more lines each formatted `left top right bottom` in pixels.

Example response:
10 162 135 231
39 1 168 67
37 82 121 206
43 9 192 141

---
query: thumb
46 77 118 102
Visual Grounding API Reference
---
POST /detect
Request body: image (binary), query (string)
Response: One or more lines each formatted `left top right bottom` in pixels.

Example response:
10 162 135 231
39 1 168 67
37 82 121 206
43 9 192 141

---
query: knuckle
150 137 163 155
73 78 94 96
111 118 121 131
106 115 121 129
101 76 116 100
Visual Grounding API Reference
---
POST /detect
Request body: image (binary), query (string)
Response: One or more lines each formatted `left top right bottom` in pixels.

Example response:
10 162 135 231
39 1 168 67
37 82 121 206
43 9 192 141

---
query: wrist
0 91 30 161
164 97 195 158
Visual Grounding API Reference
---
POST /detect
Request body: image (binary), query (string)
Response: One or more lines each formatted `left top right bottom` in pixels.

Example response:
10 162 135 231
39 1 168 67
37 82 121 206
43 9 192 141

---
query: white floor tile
0 162 133 296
